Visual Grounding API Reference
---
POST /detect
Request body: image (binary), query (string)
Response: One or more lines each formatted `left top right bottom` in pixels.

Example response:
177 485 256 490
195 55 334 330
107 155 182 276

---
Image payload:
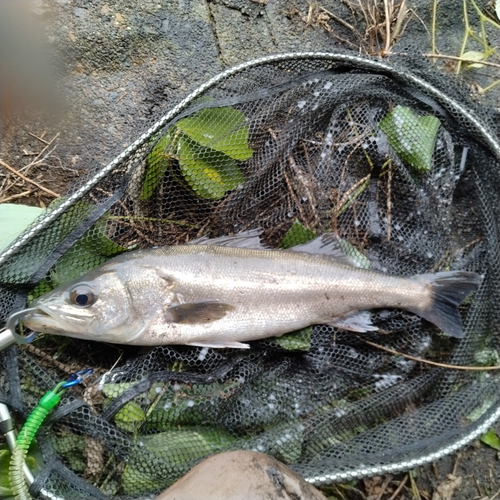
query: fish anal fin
187 340 250 349
329 311 378 333
167 301 234 325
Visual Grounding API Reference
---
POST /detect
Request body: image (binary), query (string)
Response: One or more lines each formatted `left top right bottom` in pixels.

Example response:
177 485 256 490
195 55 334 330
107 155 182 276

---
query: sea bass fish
22 236 481 348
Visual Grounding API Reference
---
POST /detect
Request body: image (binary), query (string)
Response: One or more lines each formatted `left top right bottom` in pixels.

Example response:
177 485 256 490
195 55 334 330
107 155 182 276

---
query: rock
73 7 87 19
154 451 327 500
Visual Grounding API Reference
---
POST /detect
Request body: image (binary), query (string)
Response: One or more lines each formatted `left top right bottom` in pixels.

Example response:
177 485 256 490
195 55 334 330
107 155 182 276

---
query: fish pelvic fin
187 340 250 349
329 311 378 333
410 271 482 338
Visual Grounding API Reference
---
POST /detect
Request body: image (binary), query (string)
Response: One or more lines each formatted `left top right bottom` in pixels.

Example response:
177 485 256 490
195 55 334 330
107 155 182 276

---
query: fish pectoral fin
167 301 234 325
187 340 250 349
329 311 378 333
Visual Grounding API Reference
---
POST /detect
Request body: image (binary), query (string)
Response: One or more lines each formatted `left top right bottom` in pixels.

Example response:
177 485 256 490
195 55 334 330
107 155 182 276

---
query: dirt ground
1 1 500 499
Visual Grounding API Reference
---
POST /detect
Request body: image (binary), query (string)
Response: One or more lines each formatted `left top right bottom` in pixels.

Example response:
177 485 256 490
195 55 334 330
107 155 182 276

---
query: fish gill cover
1 20 500 500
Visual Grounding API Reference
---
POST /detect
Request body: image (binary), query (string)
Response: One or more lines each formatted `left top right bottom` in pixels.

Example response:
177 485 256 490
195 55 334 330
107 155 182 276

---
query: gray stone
73 7 87 18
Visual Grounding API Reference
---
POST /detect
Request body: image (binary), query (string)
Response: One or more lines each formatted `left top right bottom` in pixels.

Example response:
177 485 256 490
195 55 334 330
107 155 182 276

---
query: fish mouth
23 305 90 335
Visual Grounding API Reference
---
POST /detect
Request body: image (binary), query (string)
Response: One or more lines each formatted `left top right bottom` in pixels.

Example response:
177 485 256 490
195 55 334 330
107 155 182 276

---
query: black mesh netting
1 51 500 499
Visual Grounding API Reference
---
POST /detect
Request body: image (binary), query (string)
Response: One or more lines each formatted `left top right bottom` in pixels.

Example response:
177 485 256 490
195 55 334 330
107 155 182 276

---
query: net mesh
1 50 500 498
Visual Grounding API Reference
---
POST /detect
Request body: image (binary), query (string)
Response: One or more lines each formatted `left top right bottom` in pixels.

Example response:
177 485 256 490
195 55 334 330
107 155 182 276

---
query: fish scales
133 246 427 343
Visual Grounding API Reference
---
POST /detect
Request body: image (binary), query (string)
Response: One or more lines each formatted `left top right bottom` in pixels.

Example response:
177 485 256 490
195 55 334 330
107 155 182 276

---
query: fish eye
69 285 97 308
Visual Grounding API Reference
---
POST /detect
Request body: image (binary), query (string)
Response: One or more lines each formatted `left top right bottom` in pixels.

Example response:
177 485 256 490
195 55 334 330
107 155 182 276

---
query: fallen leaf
0 204 44 253
462 50 486 69
480 428 500 450
379 106 440 174
432 474 462 500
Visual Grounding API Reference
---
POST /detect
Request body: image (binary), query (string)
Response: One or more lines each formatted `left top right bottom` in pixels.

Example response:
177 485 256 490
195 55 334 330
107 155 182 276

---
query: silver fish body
23 243 481 348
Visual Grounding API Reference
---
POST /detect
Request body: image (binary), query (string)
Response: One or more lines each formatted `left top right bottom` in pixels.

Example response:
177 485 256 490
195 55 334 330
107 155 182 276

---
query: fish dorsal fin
188 229 265 249
289 234 371 269
166 300 234 325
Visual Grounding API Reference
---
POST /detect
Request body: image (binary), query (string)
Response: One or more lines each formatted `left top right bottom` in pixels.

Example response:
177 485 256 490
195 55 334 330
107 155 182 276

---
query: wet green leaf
140 130 174 201
140 106 252 201
88 218 128 256
0 199 101 284
481 429 500 451
279 220 316 249
273 327 313 351
473 348 500 367
28 278 53 303
50 198 95 231
51 244 108 285
114 402 146 433
0 447 41 496
176 107 253 161
147 380 242 429
140 427 236 463
0 449 11 493
178 135 245 200
102 382 136 399
0 486 12 498
336 239 372 269
52 435 86 472
242 420 304 463
0 204 44 253
103 384 162 432
379 106 440 174
121 427 236 494
50 206 128 286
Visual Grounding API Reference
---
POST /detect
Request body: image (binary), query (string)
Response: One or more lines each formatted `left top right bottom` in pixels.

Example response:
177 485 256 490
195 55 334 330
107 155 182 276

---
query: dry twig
1 189 34 203
388 474 409 500
423 52 500 70
0 159 60 198
364 340 500 371
27 131 49 145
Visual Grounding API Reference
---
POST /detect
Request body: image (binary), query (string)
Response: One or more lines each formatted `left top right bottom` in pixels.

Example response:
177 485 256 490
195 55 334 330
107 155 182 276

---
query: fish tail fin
410 271 482 338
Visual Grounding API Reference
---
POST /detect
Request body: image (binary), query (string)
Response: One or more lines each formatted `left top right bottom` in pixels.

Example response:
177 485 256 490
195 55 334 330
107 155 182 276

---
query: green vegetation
279 219 316 249
0 447 41 498
141 106 253 201
480 428 500 451
379 106 440 174
0 204 44 254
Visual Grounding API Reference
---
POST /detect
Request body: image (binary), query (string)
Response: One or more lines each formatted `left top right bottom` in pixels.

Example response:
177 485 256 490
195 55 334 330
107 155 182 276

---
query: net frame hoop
305 403 500 485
